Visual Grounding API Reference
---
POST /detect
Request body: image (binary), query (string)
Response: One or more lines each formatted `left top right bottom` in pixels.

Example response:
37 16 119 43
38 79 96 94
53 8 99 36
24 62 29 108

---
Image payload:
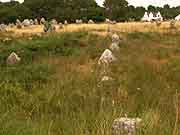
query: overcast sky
96 0 180 7
1 0 180 8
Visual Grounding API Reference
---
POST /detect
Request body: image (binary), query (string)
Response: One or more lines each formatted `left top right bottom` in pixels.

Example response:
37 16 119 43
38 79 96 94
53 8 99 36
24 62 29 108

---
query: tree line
0 0 180 24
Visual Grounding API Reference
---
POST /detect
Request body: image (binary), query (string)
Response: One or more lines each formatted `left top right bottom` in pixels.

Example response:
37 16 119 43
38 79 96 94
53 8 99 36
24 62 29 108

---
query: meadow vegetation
0 30 180 135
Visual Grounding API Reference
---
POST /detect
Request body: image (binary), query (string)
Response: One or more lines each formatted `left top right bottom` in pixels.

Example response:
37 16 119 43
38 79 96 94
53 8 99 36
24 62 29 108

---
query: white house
175 14 180 21
141 11 163 22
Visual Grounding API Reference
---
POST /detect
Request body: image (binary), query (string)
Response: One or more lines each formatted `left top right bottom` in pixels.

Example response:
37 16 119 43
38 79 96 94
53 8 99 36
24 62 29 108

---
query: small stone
40 18 46 25
88 19 94 24
0 24 7 32
22 19 30 27
112 117 142 135
34 19 39 25
6 52 21 65
64 20 68 25
101 76 113 82
51 19 58 25
112 33 120 44
59 23 63 29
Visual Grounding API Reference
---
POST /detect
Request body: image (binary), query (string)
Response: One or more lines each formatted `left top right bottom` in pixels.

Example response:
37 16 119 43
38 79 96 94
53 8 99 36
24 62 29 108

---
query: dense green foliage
0 0 180 23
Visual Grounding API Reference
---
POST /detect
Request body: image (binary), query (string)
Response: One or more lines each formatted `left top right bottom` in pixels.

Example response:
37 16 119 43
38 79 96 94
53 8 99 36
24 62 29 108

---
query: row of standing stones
0 18 118 33
4 18 118 65
98 33 142 135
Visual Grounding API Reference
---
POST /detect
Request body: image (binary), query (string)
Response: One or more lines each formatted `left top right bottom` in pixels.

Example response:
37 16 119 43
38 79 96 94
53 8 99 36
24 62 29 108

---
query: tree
104 0 128 21
147 5 157 12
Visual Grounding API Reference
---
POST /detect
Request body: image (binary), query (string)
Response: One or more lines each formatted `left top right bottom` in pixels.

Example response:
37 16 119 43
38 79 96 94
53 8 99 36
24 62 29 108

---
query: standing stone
9 23 15 28
40 18 46 25
16 19 22 29
112 117 142 135
112 33 120 44
51 19 58 25
29 19 34 25
0 24 7 32
34 19 39 25
88 19 94 24
6 52 21 65
98 49 116 65
22 19 30 27
105 18 111 24
59 23 63 29
64 20 68 25
76 19 83 24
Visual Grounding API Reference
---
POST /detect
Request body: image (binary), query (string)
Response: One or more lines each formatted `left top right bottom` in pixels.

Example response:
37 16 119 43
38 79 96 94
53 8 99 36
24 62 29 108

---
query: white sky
1 0 180 8
0 0 24 3
96 0 180 7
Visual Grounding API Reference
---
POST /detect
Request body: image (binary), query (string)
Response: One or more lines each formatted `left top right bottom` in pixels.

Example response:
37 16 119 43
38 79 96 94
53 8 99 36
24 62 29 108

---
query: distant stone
76 19 83 24
22 19 30 27
51 19 58 25
59 23 63 29
105 18 111 23
16 19 22 29
16 19 21 25
112 117 142 135
0 24 7 32
6 52 21 65
9 23 15 28
101 76 113 82
29 19 34 25
88 19 94 24
64 20 68 25
112 33 120 44
40 18 46 25
34 19 39 25
98 49 116 65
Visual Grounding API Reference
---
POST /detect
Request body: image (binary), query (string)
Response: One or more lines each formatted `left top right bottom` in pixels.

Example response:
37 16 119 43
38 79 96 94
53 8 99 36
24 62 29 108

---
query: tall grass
0 31 180 135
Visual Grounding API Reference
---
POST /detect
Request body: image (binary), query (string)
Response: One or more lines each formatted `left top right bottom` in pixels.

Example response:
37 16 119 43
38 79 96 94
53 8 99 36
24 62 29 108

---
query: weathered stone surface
6 52 21 65
9 23 15 28
59 23 63 29
0 24 7 32
112 34 120 44
88 19 94 24
51 19 58 25
105 18 111 23
112 117 142 135
16 19 22 29
101 76 113 82
29 19 34 25
76 19 83 24
40 18 46 25
98 49 116 65
64 20 68 25
22 19 30 27
34 19 39 25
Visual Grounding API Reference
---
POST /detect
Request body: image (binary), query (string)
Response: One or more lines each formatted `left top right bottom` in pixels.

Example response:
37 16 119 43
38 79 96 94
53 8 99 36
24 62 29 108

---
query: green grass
0 31 180 135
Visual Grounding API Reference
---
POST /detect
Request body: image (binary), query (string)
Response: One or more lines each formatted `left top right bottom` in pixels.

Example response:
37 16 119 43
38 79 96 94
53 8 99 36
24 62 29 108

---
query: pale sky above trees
0 0 180 8
96 0 180 7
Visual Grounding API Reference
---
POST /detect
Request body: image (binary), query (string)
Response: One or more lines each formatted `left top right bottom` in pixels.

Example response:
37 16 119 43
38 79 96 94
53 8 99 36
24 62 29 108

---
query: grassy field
0 25 180 135
6 21 180 36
